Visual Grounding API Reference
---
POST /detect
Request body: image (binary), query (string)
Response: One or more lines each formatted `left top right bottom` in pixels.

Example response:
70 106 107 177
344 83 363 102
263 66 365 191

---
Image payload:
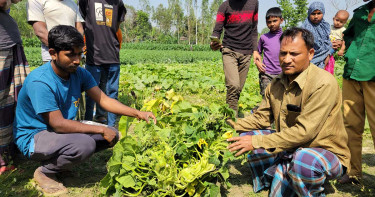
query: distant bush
22 37 40 48
120 49 221 64
24 47 221 67
24 47 42 67
123 43 211 51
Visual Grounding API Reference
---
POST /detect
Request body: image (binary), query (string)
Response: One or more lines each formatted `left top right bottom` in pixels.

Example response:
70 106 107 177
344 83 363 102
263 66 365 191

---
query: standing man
27 0 84 64
339 0 375 184
210 0 260 116
227 27 350 196
0 0 30 175
13 26 156 195
79 0 126 127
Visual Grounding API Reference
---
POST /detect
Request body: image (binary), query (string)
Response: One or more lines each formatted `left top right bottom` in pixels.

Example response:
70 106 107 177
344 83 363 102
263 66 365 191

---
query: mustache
280 63 291 67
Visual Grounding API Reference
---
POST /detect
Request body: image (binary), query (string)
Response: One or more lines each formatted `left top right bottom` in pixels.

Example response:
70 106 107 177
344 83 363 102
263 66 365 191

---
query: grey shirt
0 10 22 50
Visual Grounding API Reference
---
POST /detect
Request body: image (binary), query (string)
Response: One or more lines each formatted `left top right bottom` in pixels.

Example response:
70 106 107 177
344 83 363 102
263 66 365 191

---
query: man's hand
255 61 266 73
210 41 222 51
253 51 265 73
137 111 157 124
227 135 254 157
102 127 117 147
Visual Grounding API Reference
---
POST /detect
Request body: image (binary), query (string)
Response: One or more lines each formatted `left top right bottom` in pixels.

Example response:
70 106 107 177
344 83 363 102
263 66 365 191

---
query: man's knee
289 148 333 179
226 84 241 93
69 134 96 161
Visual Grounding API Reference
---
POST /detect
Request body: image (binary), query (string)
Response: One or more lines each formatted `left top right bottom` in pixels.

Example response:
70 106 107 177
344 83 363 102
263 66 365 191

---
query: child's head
308 1 325 24
333 10 349 28
266 7 283 32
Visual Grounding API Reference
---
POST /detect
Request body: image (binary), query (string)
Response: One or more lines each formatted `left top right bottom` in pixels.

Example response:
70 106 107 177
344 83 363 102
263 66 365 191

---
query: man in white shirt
27 0 84 63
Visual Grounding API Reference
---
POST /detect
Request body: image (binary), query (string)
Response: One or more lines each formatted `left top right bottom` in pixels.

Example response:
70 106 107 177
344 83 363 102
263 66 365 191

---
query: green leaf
208 155 220 166
116 175 136 188
176 143 187 156
203 182 221 197
158 128 171 139
184 125 195 135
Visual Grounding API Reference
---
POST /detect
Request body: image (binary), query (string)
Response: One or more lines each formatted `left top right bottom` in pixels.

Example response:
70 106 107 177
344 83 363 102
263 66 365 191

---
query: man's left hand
137 111 157 124
227 135 254 156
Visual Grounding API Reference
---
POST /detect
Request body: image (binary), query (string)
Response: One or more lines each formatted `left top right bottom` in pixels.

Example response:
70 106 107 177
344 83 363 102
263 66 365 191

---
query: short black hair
48 25 84 53
280 27 314 50
266 7 282 19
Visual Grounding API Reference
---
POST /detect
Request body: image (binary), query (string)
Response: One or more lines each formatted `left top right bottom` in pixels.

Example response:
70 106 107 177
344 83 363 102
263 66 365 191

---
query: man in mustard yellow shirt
227 27 350 196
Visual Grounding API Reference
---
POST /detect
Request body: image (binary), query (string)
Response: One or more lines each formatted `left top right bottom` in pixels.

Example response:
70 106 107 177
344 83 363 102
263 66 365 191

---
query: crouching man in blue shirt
13 25 156 195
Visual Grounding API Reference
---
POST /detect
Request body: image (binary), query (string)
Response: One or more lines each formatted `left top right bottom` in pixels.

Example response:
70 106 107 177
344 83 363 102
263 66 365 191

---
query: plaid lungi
241 130 344 197
0 44 30 166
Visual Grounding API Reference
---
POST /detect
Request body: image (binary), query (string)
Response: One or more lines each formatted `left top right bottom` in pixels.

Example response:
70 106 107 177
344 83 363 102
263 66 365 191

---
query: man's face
309 10 324 24
279 34 314 80
266 16 283 32
50 46 82 74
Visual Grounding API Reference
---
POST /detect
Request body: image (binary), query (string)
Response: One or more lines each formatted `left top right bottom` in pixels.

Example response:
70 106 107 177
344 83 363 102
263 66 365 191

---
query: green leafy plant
100 92 237 196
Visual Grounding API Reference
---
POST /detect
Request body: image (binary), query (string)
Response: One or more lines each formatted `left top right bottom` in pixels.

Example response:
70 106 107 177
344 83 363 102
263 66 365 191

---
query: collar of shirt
276 63 312 91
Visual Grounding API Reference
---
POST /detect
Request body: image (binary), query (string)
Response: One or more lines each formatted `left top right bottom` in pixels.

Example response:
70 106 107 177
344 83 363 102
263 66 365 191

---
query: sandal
33 167 68 196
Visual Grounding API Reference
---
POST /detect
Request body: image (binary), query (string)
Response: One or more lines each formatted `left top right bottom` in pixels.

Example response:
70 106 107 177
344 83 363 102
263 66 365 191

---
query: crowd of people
0 0 374 196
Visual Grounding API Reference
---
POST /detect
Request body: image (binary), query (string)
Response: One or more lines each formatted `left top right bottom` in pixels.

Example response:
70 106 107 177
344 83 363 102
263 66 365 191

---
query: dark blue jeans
84 64 120 127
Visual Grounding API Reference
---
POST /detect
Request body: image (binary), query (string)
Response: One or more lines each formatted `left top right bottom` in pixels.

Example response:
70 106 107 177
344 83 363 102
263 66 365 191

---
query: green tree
201 0 210 44
152 4 173 34
277 0 308 29
139 0 152 14
10 1 34 38
132 10 152 41
123 4 137 42
185 0 193 45
169 0 184 43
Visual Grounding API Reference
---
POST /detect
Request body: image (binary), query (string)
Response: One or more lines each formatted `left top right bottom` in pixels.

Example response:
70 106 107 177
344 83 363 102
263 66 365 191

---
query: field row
117 62 262 113
24 47 222 67
22 37 213 51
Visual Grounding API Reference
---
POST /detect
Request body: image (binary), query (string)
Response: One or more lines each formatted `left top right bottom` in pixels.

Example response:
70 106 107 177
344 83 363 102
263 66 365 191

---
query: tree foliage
277 0 308 29
132 11 152 42
9 1 34 38
9 0 271 44
152 4 173 34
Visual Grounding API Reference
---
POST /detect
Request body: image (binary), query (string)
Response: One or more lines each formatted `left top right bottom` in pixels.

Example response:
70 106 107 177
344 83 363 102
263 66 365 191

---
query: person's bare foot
33 167 68 196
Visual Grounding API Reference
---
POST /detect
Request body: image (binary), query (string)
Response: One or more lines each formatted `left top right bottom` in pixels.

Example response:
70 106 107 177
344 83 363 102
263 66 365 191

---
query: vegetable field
1 47 374 197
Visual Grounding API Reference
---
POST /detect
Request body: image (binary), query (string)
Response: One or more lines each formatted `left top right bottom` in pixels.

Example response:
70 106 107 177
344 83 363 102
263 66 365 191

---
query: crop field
1 46 374 196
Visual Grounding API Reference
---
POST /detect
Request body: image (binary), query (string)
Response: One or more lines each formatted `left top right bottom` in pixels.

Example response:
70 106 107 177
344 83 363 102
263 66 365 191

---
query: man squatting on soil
227 27 350 196
13 25 156 195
